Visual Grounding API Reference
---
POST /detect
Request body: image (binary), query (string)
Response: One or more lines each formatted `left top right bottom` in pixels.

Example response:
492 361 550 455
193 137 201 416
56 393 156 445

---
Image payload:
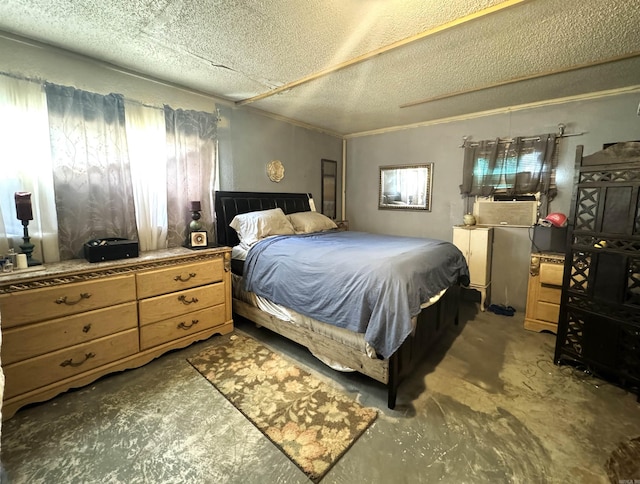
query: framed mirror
321 159 337 219
379 163 433 211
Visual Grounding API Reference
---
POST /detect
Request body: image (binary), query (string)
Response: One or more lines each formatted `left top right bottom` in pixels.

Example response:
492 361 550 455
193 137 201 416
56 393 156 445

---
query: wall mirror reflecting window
321 159 337 219
379 163 433 211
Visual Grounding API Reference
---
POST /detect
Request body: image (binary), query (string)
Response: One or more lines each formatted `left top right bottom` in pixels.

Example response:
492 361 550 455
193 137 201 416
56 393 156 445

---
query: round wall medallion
267 159 285 182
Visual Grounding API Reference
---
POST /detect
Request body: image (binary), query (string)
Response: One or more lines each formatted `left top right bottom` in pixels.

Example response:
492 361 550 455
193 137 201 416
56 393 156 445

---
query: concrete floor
2 300 639 483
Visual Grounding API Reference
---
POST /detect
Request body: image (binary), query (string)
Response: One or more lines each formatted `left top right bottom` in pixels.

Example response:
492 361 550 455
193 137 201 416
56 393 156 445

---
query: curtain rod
0 71 167 112
459 128 585 148
0 71 224 118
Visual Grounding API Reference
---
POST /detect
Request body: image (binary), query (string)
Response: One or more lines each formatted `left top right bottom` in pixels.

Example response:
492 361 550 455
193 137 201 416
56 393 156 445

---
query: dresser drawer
3 329 139 399
539 262 563 286
538 285 562 305
2 302 138 365
535 301 560 323
140 304 227 350
138 282 226 325
0 275 136 328
136 258 224 299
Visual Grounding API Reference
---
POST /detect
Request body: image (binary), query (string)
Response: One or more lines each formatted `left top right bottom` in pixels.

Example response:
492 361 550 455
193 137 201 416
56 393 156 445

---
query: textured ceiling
0 0 639 136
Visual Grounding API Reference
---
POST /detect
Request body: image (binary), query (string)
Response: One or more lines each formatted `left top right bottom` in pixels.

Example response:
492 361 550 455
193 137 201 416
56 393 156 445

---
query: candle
190 201 201 212
16 253 28 270
15 192 33 221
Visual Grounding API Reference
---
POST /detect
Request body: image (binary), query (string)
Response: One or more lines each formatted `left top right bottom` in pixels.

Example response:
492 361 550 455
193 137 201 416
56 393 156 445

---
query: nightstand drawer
539 262 563 286
535 301 560 323
538 285 562 304
0 275 136 328
2 302 138 365
138 282 226 325
3 328 139 399
136 259 223 299
139 304 227 350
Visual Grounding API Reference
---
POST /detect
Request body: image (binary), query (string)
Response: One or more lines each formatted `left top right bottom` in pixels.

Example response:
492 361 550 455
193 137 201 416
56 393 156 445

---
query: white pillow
229 208 295 246
287 211 338 234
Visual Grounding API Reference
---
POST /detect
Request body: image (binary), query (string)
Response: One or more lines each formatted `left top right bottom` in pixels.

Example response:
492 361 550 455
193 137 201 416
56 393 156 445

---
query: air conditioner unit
474 200 538 226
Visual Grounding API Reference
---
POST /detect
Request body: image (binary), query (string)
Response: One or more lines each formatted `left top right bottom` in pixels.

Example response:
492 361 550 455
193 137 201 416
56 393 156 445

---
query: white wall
346 91 640 310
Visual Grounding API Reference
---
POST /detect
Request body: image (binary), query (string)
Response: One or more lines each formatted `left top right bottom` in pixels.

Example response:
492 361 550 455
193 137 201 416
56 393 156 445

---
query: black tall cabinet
555 142 640 397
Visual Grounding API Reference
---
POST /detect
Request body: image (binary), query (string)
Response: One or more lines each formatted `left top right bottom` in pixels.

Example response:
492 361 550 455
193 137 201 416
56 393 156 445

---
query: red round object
545 212 568 227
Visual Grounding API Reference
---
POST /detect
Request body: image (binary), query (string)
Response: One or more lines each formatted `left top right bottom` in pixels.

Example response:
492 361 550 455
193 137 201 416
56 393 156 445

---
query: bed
214 190 469 408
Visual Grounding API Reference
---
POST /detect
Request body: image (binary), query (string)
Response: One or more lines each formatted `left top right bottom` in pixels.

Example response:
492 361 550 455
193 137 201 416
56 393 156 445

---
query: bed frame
214 190 461 408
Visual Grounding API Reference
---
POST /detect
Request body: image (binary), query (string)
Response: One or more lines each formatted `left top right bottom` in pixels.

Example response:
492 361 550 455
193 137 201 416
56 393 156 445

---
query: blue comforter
243 231 469 359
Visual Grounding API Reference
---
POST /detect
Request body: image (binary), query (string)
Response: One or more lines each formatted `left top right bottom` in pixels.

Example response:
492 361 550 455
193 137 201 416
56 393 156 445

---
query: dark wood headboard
214 191 313 247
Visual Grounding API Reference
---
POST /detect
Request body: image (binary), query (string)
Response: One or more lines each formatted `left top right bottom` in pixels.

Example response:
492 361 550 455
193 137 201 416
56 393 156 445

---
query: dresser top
0 246 231 293
530 251 565 264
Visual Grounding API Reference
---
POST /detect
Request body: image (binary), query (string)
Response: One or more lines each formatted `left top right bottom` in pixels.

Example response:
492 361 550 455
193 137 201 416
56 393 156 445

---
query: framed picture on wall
378 163 433 211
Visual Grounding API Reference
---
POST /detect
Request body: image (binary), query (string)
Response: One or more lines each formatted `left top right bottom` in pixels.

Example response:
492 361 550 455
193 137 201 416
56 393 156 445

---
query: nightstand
524 252 564 333
452 225 493 310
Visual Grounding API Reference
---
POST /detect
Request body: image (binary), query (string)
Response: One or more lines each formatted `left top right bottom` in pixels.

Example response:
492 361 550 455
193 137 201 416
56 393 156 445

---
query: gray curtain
164 107 217 248
460 133 557 199
45 83 138 260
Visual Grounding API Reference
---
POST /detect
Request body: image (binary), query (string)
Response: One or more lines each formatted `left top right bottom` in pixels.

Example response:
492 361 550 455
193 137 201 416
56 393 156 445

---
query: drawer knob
60 352 96 368
178 319 199 330
55 292 92 305
174 272 196 282
82 324 92 333
177 295 199 305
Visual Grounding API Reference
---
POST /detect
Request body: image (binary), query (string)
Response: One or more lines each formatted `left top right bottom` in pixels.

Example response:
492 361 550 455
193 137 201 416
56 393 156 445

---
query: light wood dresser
524 252 564 333
0 247 233 419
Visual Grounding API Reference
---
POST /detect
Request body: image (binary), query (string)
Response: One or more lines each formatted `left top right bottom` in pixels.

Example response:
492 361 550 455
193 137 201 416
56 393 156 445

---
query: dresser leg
479 288 487 311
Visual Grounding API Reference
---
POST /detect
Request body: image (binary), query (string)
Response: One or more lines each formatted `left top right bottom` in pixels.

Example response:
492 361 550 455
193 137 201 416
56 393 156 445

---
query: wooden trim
236 0 530 106
345 85 640 139
401 50 640 109
524 318 557 333
0 248 230 295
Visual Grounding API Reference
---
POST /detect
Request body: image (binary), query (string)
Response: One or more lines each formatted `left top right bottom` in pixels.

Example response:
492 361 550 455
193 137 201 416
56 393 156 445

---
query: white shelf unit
453 225 494 310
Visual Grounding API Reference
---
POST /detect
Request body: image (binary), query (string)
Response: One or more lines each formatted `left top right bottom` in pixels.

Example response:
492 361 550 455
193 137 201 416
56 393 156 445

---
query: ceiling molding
235 0 531 107
345 84 640 139
237 104 344 139
401 50 640 109
0 30 237 108
0 30 344 139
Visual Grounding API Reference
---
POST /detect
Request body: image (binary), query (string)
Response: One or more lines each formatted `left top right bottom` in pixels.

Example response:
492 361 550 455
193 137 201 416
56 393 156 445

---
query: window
0 75 219 262
461 134 558 199
473 146 548 191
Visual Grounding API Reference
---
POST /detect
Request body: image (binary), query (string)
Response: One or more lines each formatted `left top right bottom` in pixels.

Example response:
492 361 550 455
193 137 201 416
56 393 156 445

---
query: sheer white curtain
125 101 168 251
0 76 59 262
164 107 218 248
45 84 138 260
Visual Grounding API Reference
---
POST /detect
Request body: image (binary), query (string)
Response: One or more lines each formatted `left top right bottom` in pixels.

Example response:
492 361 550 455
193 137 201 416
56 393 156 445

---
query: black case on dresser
555 142 640 399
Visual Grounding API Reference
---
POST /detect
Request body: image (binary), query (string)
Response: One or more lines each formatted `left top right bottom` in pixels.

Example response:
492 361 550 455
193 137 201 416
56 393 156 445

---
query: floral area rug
187 332 377 482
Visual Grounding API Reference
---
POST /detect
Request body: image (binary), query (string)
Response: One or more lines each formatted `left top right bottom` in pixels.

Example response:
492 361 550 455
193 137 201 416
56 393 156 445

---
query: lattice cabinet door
555 142 640 399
